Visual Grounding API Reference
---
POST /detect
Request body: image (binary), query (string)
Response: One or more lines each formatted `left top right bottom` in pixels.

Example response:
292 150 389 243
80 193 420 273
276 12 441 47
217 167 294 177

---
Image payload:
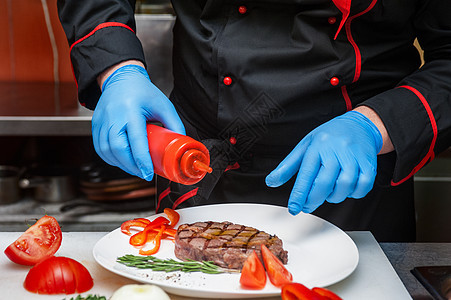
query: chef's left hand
265 110 383 215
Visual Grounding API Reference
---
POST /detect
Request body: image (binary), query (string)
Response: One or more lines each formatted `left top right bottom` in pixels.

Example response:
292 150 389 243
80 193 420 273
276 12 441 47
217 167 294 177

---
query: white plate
93 203 359 298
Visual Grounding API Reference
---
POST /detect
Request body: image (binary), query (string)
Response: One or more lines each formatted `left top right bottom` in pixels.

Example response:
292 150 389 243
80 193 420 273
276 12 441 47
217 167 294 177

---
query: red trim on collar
332 0 352 39
344 0 378 83
391 86 437 186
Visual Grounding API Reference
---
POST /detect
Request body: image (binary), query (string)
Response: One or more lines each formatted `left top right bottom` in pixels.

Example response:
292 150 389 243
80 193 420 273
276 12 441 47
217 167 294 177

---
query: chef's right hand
92 63 185 181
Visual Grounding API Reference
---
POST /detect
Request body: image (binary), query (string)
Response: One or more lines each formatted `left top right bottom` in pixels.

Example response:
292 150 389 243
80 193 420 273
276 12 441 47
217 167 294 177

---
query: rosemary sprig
117 254 238 274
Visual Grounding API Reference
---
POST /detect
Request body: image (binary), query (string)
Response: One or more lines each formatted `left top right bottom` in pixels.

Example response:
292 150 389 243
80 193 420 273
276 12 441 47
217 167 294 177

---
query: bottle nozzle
193 160 213 173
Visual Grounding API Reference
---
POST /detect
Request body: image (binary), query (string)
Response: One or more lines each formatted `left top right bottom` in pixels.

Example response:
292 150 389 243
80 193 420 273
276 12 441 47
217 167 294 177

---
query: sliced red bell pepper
163 227 177 237
261 244 293 287
145 228 176 242
139 225 166 255
163 208 180 227
134 217 153 224
129 216 169 246
312 287 342 300
240 250 267 290
149 227 176 238
281 283 327 300
120 218 151 235
145 231 158 242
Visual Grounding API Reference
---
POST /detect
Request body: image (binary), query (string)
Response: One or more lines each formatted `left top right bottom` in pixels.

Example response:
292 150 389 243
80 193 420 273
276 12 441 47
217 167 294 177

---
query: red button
330 77 340 86
328 17 337 25
229 136 237 145
238 5 247 14
223 76 232 86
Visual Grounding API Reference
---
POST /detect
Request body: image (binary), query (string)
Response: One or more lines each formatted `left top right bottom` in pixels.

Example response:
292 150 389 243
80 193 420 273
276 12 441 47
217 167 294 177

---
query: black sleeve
57 0 146 109
361 0 451 185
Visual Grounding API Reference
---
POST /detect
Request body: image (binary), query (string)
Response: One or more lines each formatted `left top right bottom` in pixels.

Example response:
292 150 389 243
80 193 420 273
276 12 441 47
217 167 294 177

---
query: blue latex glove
92 64 185 181
266 111 383 215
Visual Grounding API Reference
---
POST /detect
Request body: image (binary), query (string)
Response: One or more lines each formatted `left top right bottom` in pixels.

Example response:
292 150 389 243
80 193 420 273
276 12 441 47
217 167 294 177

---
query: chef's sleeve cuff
69 24 146 110
359 85 437 186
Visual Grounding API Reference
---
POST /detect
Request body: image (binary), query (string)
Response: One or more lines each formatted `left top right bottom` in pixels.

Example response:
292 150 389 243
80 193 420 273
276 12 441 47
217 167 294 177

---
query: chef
57 0 451 242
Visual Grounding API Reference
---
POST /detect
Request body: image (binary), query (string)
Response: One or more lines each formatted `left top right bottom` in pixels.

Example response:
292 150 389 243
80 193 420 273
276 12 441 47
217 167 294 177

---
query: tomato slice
312 287 342 300
4 215 62 266
24 256 93 294
261 244 293 287
281 283 327 300
240 250 267 289
163 208 180 227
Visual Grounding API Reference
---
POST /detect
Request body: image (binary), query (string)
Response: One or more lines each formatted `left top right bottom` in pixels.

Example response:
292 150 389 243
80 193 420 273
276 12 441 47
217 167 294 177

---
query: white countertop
0 231 411 299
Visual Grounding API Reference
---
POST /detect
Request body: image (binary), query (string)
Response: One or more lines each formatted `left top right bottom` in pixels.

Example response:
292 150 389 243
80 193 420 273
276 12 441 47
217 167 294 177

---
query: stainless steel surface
136 0 174 14
0 15 175 136
0 116 92 136
0 197 156 232
136 14 175 97
0 81 92 136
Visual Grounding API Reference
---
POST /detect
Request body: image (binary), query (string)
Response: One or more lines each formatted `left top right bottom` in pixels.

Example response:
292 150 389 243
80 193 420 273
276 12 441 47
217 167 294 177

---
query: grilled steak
174 221 288 270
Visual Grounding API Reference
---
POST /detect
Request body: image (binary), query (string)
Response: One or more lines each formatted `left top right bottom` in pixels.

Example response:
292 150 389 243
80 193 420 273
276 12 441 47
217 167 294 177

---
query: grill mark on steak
174 221 288 270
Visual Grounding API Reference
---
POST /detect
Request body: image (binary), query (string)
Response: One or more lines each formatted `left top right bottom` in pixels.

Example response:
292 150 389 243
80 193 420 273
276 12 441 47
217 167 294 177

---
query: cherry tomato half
4 215 62 266
261 244 293 287
240 250 267 289
24 256 93 294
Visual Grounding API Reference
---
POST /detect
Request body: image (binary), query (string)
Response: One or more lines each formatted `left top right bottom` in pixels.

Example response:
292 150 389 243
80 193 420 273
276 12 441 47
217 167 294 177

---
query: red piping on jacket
338 0 378 111
68 22 135 95
344 0 378 83
341 86 353 111
156 187 171 212
391 86 437 186
69 22 135 53
224 162 240 172
172 188 199 210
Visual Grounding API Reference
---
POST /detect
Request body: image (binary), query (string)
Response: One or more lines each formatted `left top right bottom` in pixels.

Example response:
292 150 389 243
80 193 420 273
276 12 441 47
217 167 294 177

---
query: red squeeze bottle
146 124 213 185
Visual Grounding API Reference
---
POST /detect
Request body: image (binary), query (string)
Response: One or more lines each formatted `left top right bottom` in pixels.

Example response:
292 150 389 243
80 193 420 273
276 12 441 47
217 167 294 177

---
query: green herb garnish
117 254 238 274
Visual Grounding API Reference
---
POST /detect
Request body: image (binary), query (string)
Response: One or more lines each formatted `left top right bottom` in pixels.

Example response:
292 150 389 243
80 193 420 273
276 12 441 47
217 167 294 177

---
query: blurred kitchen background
0 0 449 242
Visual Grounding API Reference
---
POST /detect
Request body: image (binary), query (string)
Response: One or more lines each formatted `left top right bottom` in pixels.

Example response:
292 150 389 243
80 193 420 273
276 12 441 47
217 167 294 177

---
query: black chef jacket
57 0 451 242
